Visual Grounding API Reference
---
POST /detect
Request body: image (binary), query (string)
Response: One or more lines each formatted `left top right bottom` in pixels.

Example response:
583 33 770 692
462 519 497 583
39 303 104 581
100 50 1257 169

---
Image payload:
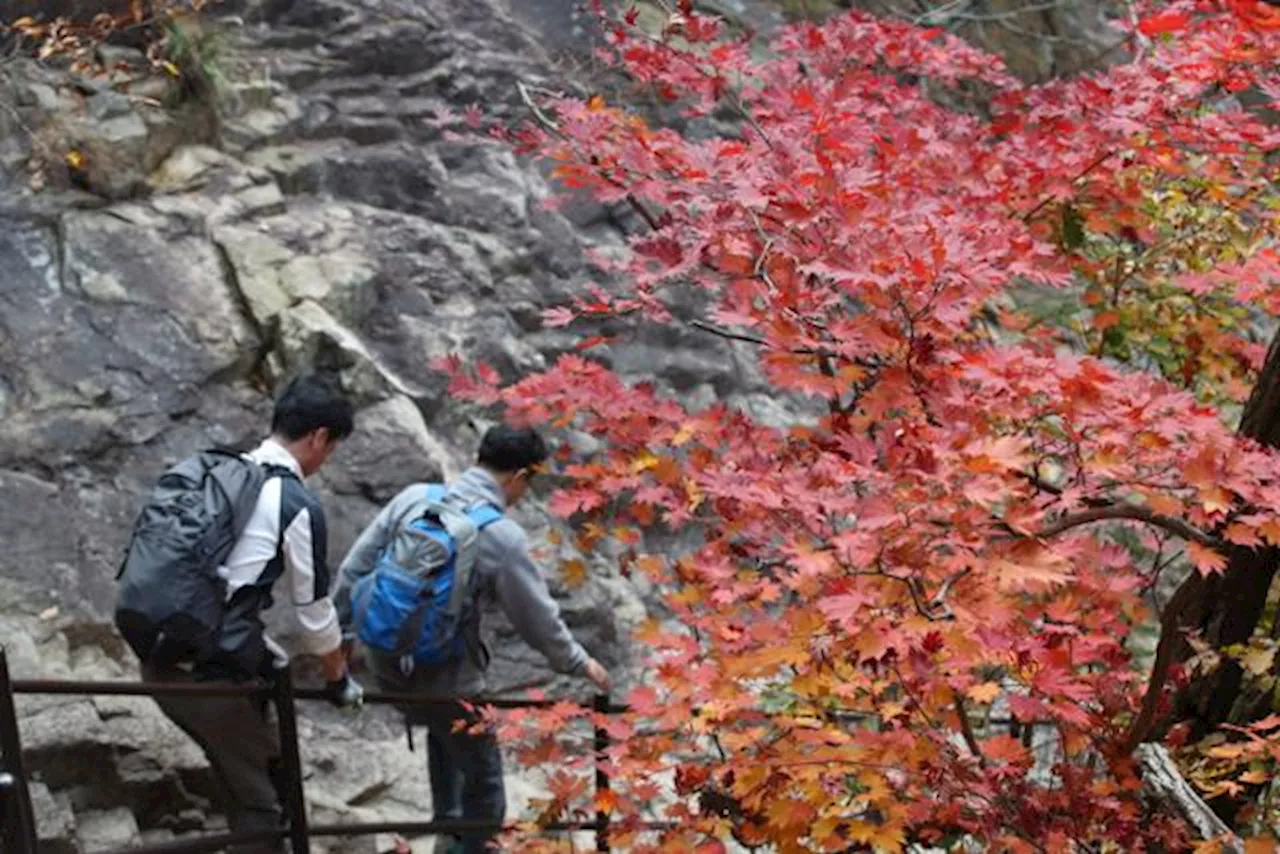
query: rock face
2 0 762 671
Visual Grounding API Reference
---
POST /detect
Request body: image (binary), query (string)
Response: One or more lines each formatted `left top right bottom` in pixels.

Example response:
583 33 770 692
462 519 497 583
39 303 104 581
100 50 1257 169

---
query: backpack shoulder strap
438 501 503 616
464 502 503 531
414 491 492 618
260 462 298 481
203 451 270 541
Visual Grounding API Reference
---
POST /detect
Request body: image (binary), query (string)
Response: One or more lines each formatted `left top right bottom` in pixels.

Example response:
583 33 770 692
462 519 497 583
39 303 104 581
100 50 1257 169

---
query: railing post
0 647 38 854
272 665 311 854
0 770 17 854
592 693 611 853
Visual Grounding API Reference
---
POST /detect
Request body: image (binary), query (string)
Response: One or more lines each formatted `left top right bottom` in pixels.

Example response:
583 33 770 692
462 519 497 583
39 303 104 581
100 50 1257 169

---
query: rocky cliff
0 0 767 848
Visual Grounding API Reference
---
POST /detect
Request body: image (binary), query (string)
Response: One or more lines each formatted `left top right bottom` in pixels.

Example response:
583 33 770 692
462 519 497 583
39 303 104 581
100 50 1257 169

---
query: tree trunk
1171 330 1280 737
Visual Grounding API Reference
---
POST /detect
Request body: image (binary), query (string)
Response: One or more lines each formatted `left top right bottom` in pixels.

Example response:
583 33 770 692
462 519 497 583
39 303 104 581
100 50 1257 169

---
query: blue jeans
367 652 506 854
420 701 506 854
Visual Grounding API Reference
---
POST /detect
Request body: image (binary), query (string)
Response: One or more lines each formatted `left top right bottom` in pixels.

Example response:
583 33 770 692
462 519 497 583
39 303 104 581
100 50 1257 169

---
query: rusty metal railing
0 645 624 854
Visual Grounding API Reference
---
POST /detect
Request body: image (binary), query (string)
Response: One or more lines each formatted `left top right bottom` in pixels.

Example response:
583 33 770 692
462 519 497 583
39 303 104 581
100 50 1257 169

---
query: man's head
477 424 550 505
269 373 355 476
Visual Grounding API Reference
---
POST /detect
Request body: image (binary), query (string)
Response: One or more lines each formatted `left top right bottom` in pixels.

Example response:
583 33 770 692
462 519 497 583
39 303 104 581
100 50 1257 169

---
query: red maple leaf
1137 11 1192 36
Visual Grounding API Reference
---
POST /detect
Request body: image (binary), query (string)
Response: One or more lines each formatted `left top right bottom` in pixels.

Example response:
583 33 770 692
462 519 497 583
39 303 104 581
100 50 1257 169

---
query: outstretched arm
488 522 590 676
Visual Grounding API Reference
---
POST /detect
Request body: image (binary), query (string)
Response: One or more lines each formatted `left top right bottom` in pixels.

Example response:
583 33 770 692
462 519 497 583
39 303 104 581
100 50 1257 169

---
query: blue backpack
351 485 503 671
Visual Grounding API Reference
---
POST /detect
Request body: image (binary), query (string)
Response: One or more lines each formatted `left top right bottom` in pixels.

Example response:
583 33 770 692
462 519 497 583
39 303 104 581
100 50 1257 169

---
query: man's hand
324 672 365 710
340 632 362 673
583 658 610 693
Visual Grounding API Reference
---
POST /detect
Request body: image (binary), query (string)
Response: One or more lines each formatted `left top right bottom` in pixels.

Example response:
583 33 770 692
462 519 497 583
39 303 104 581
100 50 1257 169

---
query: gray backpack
114 448 269 671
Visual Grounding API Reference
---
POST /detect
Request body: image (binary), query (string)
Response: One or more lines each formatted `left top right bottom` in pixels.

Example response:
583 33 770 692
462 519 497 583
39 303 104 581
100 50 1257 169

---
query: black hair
270 373 355 442
477 424 550 473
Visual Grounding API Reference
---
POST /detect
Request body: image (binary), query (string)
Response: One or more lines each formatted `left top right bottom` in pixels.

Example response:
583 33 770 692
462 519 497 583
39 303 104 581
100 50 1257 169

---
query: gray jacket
334 466 588 698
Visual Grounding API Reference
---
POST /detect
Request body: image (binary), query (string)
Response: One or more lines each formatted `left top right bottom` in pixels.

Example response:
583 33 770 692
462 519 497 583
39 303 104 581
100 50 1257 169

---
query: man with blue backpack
335 424 609 854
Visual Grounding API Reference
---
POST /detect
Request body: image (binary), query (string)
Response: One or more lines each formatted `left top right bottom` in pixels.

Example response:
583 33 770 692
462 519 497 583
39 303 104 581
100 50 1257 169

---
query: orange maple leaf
1187 541 1229 575
983 734 1031 765
966 681 1003 705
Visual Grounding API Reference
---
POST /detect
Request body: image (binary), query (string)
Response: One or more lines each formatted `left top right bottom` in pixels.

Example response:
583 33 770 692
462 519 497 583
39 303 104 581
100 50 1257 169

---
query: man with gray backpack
115 374 365 853
335 424 609 854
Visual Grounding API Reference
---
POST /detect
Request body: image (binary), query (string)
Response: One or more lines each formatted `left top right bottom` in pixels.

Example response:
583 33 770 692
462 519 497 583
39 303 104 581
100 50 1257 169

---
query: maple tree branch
899 572 933 619
897 289 944 427
1035 504 1222 550
1020 151 1113 223
1016 74 1235 229
745 215 854 416
689 319 776 349
515 80 663 232
688 319 881 372
1016 470 1131 511
816 352 843 419
1138 533 1176 611
711 733 728 762
952 689 987 768
1019 469 1064 496
929 570 968 619
890 662 944 733
515 80 563 136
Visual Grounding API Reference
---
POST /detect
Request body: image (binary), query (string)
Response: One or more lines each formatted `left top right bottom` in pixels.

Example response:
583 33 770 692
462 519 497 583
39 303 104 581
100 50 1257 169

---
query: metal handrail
97 829 287 854
9 676 628 712
0 647 623 854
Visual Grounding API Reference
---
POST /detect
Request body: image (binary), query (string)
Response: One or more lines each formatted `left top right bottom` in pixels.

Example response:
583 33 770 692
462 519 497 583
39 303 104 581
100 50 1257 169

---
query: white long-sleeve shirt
218 439 342 659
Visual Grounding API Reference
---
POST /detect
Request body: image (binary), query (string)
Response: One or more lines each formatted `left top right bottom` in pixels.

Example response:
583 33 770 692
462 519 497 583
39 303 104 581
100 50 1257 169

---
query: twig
689 318 840 360
1016 469 1132 510
916 0 1076 26
899 572 934 620
1139 533 1175 612
516 79 567 139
